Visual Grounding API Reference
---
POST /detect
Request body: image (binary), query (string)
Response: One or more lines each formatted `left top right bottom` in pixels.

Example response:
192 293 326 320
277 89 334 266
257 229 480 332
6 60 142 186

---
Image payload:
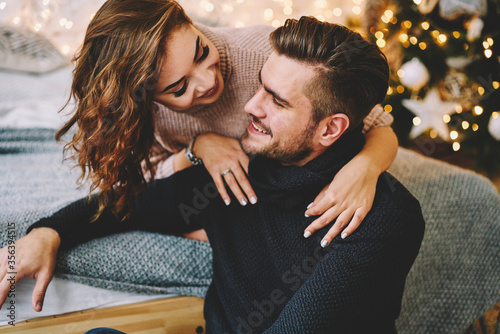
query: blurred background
0 0 499 184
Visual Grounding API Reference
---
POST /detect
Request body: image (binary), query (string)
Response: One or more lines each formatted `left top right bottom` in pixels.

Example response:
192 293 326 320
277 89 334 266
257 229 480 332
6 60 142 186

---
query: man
30 17 424 333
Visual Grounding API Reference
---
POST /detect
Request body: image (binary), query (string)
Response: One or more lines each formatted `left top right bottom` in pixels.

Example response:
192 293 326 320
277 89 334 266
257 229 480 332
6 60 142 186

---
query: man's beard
240 122 317 165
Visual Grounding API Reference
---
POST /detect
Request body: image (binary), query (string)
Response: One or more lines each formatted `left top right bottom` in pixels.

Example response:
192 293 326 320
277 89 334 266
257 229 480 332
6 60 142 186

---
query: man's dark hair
269 16 389 129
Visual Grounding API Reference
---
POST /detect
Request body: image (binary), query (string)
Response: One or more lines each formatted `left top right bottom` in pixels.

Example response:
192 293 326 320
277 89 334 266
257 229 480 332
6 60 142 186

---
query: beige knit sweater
149 23 393 179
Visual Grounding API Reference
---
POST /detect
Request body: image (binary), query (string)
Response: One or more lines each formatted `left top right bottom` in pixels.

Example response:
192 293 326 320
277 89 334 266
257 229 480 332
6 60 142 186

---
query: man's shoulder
364 172 425 237
376 172 421 210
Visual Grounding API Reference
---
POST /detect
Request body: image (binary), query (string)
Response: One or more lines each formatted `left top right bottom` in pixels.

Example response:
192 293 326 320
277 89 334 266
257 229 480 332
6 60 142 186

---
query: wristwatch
185 134 203 165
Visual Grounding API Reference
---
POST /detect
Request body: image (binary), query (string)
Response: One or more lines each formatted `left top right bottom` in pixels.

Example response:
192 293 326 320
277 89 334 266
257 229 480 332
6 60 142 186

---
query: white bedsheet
0 277 176 326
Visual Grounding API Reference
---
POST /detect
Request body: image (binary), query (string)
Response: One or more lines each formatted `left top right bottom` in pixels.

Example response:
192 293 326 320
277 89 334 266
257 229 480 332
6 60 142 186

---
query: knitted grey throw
388 147 500 334
1 128 499 333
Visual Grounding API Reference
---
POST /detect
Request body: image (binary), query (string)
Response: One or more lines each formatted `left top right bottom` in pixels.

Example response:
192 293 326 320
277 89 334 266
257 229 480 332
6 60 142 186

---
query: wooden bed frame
0 296 205 334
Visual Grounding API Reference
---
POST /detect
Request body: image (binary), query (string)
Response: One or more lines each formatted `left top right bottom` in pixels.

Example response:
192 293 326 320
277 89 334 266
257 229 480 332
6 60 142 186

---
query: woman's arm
26 195 130 250
142 138 177 181
304 125 398 246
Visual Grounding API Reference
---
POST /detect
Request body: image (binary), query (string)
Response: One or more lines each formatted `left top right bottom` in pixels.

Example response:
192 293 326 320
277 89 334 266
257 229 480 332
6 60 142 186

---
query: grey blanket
1 128 499 333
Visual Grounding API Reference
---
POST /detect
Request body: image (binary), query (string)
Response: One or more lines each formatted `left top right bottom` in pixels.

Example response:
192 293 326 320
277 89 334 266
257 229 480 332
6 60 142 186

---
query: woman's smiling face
154 24 224 111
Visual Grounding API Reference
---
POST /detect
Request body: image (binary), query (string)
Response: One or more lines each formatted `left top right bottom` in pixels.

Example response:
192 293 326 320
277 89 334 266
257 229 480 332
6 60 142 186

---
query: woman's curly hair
57 0 192 219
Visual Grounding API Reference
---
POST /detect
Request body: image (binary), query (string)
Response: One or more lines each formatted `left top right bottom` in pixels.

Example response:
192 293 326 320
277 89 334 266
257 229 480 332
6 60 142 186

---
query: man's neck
281 144 329 167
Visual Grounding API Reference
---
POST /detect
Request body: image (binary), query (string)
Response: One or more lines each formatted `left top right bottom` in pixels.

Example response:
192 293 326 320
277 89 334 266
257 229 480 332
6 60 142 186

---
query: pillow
0 25 69 74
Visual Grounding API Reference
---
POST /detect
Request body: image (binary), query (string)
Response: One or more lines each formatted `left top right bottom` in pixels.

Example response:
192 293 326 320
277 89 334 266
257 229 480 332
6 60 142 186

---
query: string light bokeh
0 0 366 59
369 0 499 155
0 0 105 57
178 0 365 28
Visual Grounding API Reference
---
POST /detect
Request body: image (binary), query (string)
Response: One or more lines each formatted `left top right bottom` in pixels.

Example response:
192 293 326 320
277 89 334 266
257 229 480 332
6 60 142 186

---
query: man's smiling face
240 52 319 166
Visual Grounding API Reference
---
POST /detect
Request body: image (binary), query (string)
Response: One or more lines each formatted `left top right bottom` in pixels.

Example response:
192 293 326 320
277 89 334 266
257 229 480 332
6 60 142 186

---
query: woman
0 0 397 312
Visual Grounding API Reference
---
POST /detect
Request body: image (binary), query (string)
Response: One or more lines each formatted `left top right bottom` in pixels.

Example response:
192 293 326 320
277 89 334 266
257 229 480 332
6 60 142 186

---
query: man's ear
318 113 350 147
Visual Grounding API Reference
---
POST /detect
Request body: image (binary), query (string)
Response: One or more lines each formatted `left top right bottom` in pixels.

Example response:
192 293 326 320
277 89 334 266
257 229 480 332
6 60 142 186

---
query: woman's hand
193 132 257 206
0 227 60 312
304 157 379 246
303 126 398 247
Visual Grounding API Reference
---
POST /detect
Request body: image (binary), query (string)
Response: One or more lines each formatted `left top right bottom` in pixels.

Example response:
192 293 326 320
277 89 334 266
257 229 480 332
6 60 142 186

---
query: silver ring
221 169 232 176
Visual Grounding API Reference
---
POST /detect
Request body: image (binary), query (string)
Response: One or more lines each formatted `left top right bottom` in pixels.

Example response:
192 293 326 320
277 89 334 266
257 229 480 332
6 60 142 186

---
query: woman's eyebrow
160 36 200 94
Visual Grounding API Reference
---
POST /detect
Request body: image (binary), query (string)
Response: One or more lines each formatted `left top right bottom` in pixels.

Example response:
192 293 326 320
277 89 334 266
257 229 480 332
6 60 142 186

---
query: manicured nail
307 202 314 209
341 232 348 239
240 198 248 206
224 199 230 206
304 213 309 218
303 231 311 238
250 196 257 204
321 240 329 248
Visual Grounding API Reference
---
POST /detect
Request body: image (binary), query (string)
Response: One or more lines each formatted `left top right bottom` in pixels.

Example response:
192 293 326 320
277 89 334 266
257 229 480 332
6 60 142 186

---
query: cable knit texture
147 23 393 179
28 128 425 333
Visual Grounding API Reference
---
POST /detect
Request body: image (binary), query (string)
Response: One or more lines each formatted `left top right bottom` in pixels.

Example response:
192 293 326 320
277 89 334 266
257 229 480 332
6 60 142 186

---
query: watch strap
185 134 203 165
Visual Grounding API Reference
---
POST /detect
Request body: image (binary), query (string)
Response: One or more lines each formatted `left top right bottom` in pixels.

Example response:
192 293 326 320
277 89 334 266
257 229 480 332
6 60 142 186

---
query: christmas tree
364 0 500 175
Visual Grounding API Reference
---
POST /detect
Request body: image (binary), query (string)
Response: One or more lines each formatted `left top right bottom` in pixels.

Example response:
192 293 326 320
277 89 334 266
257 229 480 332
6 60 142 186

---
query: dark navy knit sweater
29 128 425 333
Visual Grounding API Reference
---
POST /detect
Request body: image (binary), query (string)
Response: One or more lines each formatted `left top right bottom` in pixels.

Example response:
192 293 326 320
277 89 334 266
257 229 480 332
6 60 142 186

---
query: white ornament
399 58 430 91
439 0 487 20
446 56 473 70
488 113 500 141
466 16 484 42
402 89 458 140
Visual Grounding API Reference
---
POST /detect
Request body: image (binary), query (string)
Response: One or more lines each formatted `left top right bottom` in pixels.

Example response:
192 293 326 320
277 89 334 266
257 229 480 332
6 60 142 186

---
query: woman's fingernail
307 202 314 209
321 240 329 248
36 301 43 310
250 196 257 204
304 213 309 218
224 199 230 206
341 232 348 239
304 231 311 238
240 198 248 206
